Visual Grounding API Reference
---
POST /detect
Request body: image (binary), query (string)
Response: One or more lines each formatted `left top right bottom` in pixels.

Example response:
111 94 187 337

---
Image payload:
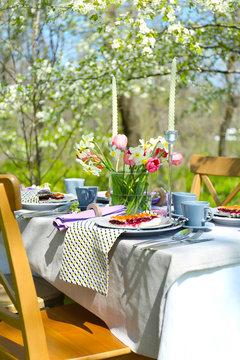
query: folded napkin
53 205 126 231
59 219 125 295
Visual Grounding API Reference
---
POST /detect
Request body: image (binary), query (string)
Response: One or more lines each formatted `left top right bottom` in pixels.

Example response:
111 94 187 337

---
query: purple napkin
53 205 126 231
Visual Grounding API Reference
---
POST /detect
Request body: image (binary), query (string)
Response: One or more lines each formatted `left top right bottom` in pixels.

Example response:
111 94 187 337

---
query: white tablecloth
1 213 240 360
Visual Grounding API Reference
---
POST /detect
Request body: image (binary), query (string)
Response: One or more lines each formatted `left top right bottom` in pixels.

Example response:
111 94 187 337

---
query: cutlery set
133 229 206 251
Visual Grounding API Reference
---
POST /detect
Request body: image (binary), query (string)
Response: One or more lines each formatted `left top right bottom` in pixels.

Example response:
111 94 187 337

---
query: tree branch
188 23 240 31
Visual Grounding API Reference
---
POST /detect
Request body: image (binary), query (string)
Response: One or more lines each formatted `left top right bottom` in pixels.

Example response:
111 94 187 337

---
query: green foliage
0 0 239 194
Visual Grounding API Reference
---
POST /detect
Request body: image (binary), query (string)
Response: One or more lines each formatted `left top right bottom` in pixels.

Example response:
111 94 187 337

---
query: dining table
1 206 240 360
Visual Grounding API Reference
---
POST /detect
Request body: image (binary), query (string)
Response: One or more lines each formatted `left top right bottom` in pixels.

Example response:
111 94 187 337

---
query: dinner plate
212 215 240 226
22 194 77 211
212 208 240 226
95 217 184 237
96 216 173 230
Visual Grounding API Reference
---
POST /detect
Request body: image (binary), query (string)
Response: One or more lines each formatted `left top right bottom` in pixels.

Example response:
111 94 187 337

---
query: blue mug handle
88 188 97 204
203 207 214 225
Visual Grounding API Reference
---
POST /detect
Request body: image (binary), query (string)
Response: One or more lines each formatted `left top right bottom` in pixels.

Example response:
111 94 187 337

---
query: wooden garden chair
190 154 240 206
0 174 64 312
0 181 151 360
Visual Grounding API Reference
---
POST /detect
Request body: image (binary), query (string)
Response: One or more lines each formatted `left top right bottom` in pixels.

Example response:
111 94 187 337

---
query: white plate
22 194 77 211
212 208 240 226
95 216 173 230
212 216 240 227
94 216 184 238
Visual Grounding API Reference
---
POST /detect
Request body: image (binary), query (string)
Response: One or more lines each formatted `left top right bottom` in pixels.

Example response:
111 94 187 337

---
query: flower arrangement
75 133 182 214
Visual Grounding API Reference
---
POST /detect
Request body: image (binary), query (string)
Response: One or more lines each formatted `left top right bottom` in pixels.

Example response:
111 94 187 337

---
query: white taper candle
112 75 118 138
168 58 177 131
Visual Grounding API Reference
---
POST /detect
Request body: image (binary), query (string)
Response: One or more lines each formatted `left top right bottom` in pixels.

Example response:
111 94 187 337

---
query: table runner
59 219 125 295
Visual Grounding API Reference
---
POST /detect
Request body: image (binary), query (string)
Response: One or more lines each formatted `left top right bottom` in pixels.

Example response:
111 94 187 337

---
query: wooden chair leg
190 174 201 199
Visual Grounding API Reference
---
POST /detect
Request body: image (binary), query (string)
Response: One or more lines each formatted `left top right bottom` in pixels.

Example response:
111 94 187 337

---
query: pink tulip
112 134 128 150
145 157 161 173
123 149 135 166
172 152 183 166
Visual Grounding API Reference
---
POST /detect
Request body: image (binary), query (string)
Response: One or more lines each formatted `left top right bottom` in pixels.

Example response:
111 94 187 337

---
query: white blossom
112 39 121 49
142 46 153 54
129 146 145 165
138 19 150 34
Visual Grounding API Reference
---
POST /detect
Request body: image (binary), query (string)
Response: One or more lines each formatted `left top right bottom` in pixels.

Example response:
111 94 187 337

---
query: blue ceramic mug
181 200 214 227
172 192 198 215
76 186 98 210
64 178 85 196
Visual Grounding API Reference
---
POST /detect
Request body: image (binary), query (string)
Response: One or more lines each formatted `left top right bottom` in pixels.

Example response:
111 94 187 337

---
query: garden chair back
0 174 64 313
190 154 240 206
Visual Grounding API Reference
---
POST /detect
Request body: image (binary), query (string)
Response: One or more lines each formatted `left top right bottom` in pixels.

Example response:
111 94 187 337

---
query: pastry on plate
109 212 162 228
37 190 64 201
217 205 240 217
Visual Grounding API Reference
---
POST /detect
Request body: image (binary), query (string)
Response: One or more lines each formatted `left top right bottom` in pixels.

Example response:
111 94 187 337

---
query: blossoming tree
0 0 239 187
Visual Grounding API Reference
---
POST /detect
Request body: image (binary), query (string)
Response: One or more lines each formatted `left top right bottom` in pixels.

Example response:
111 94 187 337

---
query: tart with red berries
109 212 162 228
217 205 240 217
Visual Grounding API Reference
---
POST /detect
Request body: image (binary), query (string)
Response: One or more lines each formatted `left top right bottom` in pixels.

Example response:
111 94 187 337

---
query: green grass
2 158 240 207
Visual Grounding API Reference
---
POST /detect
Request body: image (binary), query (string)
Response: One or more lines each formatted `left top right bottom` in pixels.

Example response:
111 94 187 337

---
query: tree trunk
218 55 237 157
119 95 141 147
218 94 236 156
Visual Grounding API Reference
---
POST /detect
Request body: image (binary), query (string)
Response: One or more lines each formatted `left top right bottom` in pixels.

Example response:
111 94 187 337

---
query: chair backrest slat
190 154 240 177
0 175 22 211
190 154 240 206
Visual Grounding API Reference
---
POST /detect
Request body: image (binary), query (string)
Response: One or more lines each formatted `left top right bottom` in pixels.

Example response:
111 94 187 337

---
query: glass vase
109 171 151 215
